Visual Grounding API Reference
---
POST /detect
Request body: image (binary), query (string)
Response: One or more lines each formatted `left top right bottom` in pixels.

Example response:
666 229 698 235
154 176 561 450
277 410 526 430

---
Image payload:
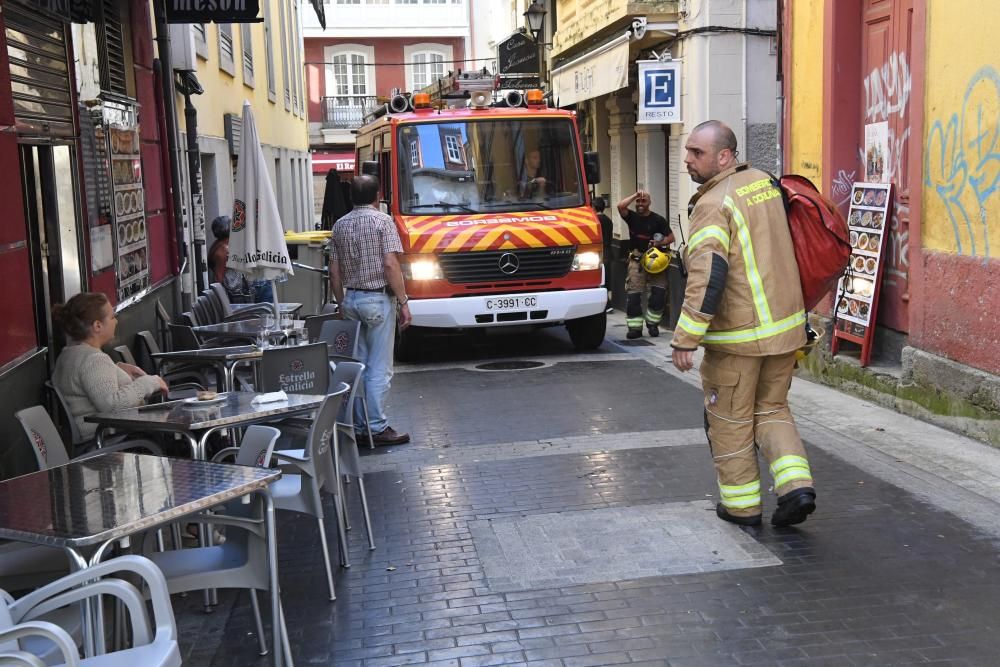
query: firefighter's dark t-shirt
624 210 670 252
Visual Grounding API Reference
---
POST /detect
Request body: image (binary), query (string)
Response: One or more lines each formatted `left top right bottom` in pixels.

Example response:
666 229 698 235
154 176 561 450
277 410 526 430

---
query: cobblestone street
180 314 1000 666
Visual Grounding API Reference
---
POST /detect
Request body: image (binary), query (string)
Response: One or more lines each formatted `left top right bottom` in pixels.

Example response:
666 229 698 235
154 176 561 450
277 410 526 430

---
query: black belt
348 286 390 293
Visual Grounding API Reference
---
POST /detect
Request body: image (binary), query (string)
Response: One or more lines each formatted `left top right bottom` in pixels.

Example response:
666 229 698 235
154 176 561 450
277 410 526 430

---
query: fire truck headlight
406 259 443 280
572 251 602 271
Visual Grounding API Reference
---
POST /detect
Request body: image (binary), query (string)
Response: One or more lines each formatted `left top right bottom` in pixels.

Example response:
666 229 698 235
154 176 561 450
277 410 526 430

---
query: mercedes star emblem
498 252 520 275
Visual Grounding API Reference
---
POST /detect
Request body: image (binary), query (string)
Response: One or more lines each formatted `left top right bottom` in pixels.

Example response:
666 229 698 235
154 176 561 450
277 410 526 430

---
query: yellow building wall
786 0 824 186
552 1 678 56
179 0 308 151
921 0 1000 258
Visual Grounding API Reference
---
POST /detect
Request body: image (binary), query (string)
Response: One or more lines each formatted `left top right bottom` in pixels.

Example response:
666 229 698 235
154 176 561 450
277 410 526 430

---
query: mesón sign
165 0 261 24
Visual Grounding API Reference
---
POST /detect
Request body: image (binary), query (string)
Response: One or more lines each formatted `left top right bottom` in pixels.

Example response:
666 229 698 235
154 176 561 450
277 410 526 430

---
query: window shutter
3 1 75 136
97 0 129 96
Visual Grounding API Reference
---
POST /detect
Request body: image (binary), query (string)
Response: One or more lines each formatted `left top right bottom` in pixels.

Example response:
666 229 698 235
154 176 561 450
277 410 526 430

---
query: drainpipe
152 0 191 311
775 0 785 174
742 0 749 160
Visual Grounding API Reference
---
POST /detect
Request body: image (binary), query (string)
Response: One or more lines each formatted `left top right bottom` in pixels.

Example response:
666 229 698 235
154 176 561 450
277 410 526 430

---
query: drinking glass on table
280 313 293 330
263 313 276 331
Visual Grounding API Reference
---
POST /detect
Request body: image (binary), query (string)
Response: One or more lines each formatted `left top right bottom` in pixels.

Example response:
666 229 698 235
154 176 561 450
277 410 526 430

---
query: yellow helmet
641 247 671 274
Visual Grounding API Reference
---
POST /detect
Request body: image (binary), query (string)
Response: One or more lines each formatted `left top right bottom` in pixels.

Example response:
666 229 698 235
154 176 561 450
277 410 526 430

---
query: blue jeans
341 291 395 434
252 280 274 304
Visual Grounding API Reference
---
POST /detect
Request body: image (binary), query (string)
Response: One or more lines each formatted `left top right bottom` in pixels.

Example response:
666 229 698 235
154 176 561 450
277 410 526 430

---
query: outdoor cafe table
232 302 302 316
0 451 286 664
193 319 306 346
86 391 324 460
153 344 263 392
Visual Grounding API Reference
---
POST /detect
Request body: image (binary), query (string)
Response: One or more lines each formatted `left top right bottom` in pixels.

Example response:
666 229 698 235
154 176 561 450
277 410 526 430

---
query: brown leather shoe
372 427 410 446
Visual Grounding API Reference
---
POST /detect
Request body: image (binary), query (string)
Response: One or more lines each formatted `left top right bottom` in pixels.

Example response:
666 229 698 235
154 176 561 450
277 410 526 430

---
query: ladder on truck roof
418 69 497 108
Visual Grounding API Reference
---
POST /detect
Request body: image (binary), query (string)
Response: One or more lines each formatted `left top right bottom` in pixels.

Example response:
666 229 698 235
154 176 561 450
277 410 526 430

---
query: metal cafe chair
109 346 204 400
0 555 181 667
210 282 275 319
135 330 215 389
41 383 162 459
273 362 375 554
302 313 340 343
270 384 351 600
318 320 376 449
143 426 286 660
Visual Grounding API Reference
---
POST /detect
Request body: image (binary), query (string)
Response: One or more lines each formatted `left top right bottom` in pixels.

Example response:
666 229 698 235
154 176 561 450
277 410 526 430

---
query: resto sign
165 0 261 23
497 32 539 76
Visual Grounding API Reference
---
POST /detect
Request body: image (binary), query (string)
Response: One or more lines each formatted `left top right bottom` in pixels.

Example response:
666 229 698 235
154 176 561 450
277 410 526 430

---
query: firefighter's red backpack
773 174 852 311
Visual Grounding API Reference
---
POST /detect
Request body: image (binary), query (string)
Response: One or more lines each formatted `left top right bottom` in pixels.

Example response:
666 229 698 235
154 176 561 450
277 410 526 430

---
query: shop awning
311 151 355 174
550 32 631 108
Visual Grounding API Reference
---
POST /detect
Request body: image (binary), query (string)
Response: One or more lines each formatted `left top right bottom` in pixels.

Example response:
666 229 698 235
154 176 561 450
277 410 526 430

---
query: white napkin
251 390 288 405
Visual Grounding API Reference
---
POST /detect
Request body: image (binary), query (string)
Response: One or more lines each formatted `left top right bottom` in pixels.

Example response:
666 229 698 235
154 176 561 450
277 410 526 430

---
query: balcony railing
321 96 379 130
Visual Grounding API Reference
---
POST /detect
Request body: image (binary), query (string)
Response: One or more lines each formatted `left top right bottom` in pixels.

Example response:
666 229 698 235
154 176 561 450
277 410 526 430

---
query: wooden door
861 0 914 333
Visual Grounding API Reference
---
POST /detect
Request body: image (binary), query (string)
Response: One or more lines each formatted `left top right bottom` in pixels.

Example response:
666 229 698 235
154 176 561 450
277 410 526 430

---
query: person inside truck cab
518 149 548 199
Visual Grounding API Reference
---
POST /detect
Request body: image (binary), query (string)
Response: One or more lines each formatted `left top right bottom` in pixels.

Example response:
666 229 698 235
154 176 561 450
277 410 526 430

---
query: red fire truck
355 77 606 359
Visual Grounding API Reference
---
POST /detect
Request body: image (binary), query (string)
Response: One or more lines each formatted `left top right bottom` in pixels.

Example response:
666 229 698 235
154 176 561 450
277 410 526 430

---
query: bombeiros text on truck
354 70 606 360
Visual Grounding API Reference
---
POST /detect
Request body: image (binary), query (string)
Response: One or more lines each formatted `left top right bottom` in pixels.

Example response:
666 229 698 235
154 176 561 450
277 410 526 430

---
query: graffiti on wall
862 51 912 286
925 65 1000 260
831 168 857 209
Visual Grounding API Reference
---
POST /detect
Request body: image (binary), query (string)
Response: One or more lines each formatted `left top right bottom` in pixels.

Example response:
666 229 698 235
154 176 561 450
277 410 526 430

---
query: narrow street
181 313 1000 666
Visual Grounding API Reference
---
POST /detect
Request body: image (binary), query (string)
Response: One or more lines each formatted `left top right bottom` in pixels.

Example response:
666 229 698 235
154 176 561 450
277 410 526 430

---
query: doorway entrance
19 142 84 363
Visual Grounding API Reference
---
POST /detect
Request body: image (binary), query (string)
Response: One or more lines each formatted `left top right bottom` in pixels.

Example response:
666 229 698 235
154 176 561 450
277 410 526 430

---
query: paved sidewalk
184 312 1000 666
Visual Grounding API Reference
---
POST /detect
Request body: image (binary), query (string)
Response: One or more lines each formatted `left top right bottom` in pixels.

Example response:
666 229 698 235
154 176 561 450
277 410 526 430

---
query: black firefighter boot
716 504 762 527
626 328 642 340
771 487 817 527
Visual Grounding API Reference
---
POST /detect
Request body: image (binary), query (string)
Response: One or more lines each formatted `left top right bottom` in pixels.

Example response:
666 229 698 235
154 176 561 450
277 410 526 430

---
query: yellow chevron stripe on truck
402 207 601 253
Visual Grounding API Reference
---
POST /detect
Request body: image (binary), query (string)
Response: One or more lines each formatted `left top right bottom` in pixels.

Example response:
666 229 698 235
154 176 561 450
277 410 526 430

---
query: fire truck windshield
397 118 584 215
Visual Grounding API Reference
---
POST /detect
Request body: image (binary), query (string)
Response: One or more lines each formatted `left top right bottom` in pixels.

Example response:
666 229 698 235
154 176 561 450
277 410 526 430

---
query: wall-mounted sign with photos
831 181 893 367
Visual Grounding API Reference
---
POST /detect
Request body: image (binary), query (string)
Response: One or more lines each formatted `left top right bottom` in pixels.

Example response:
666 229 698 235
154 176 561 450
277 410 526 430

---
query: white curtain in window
332 53 367 101
412 52 445 90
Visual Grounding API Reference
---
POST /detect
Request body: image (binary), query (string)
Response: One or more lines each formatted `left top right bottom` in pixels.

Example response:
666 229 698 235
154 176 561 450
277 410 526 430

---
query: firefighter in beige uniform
671 121 816 527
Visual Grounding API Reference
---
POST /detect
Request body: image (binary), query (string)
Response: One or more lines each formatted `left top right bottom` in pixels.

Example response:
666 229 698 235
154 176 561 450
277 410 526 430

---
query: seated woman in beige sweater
52 292 167 440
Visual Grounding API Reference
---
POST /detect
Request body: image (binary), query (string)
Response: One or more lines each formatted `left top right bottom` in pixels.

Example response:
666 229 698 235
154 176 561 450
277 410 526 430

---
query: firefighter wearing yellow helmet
617 190 674 339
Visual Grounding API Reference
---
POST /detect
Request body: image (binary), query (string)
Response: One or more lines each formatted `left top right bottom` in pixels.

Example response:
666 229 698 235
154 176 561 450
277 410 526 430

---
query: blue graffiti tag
925 65 1000 259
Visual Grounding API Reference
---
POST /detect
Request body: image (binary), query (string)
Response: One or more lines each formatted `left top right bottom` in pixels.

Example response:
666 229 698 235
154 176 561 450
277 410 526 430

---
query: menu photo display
835 182 892 332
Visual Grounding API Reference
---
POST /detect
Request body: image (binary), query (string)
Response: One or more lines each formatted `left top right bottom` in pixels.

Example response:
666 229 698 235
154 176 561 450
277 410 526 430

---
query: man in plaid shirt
328 175 412 446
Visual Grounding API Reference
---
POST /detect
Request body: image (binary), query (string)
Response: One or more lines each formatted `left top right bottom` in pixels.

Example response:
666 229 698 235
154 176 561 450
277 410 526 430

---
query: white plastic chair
271 384 350 600
318 319 376 449
14 406 162 471
0 555 181 667
142 426 286 660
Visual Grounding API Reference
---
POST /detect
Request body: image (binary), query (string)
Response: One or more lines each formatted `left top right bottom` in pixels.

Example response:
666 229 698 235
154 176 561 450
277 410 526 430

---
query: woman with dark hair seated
51 292 167 440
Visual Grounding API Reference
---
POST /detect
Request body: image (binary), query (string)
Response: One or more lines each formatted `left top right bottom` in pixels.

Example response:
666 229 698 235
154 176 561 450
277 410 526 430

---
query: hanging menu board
104 100 151 306
831 182 893 367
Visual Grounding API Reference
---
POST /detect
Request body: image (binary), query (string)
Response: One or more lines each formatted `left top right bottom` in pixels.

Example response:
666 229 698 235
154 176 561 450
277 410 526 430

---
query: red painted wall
915 252 1000 375
305 37 466 125
0 11 38 364
131 0 176 288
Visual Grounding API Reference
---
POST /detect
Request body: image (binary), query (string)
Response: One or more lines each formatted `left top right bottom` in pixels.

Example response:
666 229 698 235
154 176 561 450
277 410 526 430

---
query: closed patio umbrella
228 101 293 315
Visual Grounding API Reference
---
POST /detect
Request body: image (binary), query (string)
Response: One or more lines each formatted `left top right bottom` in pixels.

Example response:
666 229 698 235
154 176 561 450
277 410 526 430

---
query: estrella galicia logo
233 199 247 231
290 359 304 372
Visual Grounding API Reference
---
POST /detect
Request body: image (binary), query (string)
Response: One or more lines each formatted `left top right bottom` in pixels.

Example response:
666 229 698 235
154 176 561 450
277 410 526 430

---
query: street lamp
523 1 547 90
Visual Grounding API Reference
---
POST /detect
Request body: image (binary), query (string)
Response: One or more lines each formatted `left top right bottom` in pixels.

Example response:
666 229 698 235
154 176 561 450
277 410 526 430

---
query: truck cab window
397 119 583 214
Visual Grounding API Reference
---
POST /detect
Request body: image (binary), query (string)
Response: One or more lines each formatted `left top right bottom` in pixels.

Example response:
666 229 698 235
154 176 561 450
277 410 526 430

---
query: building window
263 0 276 100
193 23 208 59
277 0 290 109
395 0 417 4
412 52 445 89
405 45 450 91
409 139 420 167
331 53 369 99
444 134 462 163
293 1 303 117
240 23 254 87
218 24 235 75
337 0 360 3
424 0 446 4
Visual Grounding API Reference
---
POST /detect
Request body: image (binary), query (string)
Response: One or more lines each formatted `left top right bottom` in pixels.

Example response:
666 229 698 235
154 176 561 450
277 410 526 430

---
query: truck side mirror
361 160 379 177
583 151 601 185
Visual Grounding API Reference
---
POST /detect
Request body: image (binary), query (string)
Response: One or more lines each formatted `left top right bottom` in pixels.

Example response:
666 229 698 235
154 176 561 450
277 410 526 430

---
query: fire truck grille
438 247 576 283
